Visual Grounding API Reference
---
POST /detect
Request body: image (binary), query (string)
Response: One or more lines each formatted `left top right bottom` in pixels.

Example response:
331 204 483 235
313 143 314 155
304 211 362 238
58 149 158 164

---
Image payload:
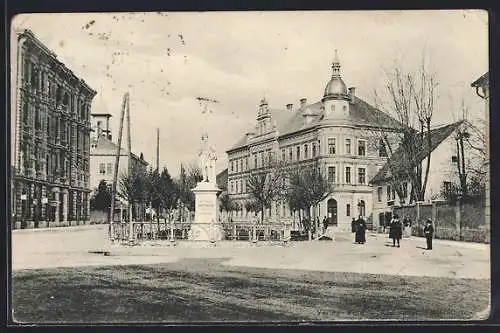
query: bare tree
371 53 439 203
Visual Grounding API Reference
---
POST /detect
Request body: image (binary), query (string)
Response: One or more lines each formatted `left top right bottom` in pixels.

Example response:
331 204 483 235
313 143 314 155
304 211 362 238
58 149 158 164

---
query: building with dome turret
226 51 402 231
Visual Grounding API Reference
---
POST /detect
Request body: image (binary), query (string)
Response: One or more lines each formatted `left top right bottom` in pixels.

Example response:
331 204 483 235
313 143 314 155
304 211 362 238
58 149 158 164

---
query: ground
11 225 491 323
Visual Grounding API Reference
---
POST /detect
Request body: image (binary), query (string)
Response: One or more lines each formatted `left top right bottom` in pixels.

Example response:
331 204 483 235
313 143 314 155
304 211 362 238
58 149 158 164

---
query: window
231 161 234 172
261 152 265 166
240 159 243 172
443 181 452 196
242 180 245 193
289 147 293 161
387 185 395 201
345 139 351 154
99 163 106 175
328 138 336 154
282 149 286 161
328 166 336 183
296 146 301 161
318 140 321 156
312 142 316 157
379 139 388 157
254 154 257 169
358 168 366 185
235 181 238 194
107 163 113 175
402 182 408 201
358 140 366 156
377 187 383 202
235 160 239 173
304 144 308 159
245 157 248 170
231 181 234 194
345 167 351 184
346 204 351 217
451 155 458 163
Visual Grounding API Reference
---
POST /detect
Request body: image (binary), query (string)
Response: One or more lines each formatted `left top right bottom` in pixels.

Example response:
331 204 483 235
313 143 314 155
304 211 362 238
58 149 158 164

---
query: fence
392 198 489 243
109 220 294 243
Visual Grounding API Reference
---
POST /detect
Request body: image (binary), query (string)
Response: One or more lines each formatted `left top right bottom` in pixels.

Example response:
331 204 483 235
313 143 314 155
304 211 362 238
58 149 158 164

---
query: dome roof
324 77 348 97
323 49 349 99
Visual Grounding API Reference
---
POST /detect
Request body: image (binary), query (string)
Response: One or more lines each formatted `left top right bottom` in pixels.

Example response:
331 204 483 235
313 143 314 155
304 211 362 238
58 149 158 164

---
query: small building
471 72 489 225
369 121 466 229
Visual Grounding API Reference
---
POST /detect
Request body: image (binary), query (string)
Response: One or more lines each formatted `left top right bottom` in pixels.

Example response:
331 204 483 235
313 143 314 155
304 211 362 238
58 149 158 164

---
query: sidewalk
12 224 107 233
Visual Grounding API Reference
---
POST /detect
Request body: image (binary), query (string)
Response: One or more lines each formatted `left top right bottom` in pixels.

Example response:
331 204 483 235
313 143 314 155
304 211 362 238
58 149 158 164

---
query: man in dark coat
351 218 357 233
389 214 403 247
424 218 434 250
322 216 328 233
355 215 367 244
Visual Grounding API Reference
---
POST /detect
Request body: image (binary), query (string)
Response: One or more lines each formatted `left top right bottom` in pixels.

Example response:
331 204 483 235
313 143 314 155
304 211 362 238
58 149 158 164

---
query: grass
12 258 489 323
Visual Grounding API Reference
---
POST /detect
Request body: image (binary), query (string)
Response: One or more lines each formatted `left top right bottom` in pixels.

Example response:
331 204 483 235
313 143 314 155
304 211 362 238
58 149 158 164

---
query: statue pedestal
188 181 224 241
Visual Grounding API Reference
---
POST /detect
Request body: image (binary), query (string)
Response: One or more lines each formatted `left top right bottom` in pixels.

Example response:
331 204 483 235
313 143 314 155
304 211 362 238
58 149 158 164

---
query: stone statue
199 132 217 183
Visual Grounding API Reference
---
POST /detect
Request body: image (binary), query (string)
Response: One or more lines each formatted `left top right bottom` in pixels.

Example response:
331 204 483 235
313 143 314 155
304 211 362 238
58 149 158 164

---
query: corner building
226 52 401 231
11 30 96 228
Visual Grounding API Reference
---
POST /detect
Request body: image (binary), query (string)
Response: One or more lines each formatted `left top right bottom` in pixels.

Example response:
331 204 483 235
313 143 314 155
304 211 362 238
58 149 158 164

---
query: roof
370 121 463 185
216 168 228 190
227 96 402 152
91 136 148 166
471 72 489 87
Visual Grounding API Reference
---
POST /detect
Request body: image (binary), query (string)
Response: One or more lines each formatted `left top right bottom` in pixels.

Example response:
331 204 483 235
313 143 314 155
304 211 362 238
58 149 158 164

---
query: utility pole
108 93 129 242
126 95 134 243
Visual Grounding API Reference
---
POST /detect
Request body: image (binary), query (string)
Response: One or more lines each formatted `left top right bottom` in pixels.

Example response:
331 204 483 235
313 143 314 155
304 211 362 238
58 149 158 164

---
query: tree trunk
421 118 432 201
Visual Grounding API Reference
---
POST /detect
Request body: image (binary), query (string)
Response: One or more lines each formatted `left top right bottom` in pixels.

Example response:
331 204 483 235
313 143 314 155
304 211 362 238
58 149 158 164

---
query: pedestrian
389 214 403 247
355 215 367 244
424 218 434 250
351 217 357 233
322 216 328 233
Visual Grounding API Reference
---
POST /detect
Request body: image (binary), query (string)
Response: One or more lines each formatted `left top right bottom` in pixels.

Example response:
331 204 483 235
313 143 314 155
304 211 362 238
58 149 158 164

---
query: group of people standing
351 214 434 250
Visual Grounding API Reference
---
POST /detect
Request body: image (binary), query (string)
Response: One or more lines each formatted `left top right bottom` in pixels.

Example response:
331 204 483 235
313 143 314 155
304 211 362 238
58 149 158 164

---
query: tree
219 191 237 221
284 162 334 235
90 180 112 212
246 157 286 223
117 164 148 222
159 167 179 220
372 53 439 203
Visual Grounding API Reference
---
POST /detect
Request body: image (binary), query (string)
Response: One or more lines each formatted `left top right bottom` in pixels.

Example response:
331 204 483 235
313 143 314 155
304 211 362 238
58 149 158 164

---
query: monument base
188 223 225 241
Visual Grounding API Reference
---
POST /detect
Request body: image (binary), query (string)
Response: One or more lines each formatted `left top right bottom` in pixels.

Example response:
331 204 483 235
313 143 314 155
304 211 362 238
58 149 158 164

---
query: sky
11 10 488 177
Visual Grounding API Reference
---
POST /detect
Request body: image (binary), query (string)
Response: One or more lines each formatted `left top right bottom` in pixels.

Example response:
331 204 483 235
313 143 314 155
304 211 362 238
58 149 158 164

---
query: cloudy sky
11 10 488 177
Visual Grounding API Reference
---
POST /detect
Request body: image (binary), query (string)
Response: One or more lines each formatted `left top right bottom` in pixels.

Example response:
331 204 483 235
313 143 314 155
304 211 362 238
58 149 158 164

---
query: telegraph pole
109 93 129 242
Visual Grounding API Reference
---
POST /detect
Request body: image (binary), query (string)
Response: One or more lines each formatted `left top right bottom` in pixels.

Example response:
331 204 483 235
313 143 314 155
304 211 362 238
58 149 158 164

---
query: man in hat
424 218 434 250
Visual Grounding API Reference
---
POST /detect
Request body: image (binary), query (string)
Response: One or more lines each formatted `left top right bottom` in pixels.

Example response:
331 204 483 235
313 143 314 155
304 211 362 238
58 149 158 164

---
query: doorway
327 199 338 226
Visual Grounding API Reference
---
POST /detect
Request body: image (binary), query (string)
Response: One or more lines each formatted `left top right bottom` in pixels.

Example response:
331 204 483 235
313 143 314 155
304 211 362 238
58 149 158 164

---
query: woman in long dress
355 216 366 244
389 214 403 247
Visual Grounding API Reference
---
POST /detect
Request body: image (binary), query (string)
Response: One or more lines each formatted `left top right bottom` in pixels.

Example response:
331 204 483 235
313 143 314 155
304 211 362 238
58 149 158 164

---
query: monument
187 131 224 241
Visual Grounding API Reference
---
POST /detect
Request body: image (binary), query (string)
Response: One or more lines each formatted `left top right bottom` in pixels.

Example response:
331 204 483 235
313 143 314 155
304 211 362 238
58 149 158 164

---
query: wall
392 199 488 243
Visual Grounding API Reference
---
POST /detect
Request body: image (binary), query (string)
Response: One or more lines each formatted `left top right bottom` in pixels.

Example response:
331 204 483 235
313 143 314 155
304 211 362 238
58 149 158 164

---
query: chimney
286 103 293 111
96 121 102 139
348 87 356 103
300 98 307 108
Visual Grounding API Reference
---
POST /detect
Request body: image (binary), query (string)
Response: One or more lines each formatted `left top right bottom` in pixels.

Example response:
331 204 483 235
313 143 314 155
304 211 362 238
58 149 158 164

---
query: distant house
216 168 228 192
370 121 467 228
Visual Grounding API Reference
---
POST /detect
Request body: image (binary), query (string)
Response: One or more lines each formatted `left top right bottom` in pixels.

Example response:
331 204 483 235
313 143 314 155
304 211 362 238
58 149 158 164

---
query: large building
11 29 96 228
226 51 401 230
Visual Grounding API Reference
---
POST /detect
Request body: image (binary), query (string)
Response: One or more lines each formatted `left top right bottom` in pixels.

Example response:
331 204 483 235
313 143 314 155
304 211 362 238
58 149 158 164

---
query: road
12 225 490 280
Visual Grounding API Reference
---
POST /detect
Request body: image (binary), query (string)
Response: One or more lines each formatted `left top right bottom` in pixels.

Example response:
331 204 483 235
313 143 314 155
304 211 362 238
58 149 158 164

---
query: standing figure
355 215 367 244
424 218 434 250
322 216 328 233
198 132 217 183
351 217 357 233
389 214 403 247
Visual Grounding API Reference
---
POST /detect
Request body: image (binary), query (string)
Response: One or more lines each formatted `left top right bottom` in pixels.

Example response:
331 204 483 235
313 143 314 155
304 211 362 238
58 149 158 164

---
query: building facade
226 52 401 230
370 122 464 228
471 72 489 226
12 30 96 228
